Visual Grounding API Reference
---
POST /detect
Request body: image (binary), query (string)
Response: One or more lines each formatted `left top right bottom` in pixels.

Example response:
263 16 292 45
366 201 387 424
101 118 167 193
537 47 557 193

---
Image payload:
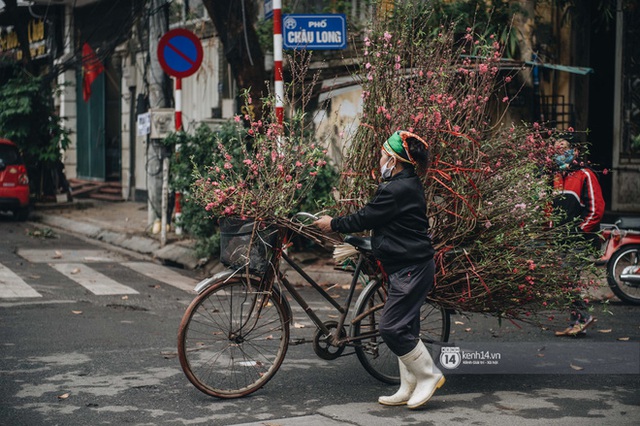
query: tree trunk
202 0 268 120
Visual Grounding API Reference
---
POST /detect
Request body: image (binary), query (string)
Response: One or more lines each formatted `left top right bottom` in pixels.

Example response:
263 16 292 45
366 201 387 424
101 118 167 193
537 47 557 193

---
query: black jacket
331 168 435 274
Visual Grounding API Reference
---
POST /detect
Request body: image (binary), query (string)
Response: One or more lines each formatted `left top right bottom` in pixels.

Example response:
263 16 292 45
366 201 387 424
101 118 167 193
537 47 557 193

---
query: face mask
380 158 395 179
555 149 574 170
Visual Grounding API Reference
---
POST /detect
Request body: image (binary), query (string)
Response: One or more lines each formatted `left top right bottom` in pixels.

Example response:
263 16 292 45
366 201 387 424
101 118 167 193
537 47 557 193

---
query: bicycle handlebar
294 212 319 221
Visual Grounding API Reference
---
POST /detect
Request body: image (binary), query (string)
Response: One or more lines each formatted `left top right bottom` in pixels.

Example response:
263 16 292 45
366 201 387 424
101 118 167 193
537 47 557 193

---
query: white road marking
17 249 128 263
51 263 139 295
0 264 42 298
122 262 197 293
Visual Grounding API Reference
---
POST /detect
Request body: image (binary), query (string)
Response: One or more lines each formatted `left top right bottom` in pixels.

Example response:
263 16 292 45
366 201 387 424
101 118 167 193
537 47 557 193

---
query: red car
0 138 30 220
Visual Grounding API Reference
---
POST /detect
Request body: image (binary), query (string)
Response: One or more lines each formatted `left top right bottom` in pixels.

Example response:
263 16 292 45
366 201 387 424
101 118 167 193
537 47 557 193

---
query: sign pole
174 77 183 235
273 0 283 125
157 28 202 240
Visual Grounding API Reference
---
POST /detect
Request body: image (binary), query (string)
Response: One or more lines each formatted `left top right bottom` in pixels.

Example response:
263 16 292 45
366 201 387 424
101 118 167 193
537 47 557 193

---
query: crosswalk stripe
17 249 128 263
51 263 139 296
123 262 197 293
0 264 42 298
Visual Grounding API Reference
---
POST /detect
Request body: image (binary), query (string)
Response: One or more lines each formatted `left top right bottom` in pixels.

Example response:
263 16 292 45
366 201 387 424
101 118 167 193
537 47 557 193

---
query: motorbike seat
616 217 640 231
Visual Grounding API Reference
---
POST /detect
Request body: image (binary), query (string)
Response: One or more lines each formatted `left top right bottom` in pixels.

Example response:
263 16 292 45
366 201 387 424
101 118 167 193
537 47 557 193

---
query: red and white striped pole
273 0 284 125
174 77 183 235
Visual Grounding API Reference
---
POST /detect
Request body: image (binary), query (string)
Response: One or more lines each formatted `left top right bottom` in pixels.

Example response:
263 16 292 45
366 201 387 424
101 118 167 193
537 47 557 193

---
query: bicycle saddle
344 235 372 252
616 217 640 231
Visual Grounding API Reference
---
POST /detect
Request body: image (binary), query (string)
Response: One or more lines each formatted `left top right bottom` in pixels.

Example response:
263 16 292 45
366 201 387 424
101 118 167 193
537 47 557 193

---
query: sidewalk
31 200 202 270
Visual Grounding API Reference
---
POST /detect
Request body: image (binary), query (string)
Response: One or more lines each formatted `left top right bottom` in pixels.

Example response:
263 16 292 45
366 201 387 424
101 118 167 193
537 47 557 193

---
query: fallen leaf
454 321 465 325
598 329 612 333
121 295 128 300
70 268 80 274
537 353 545 357
52 250 63 259
58 392 70 399
293 323 305 328
570 363 584 371
340 284 351 290
149 284 161 289
71 310 83 315
618 337 630 341
266 335 273 340
464 328 472 332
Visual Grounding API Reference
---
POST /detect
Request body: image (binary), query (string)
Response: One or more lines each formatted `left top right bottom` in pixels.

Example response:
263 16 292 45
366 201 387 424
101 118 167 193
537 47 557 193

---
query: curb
34 213 201 270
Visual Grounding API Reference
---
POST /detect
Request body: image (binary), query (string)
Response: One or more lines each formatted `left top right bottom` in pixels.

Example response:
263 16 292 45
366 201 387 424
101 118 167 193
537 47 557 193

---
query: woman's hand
313 215 333 233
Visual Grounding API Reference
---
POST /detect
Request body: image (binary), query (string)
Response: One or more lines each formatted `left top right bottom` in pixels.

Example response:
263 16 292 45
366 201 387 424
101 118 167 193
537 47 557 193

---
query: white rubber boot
400 340 445 409
378 358 416 406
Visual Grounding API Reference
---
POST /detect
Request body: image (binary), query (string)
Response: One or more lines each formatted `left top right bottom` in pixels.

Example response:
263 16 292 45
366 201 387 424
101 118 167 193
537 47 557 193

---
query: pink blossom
285 174 292 182
223 162 232 170
234 115 241 123
505 76 512 83
502 96 509 103
394 63 401 70
243 159 252 165
365 62 372 69
383 31 392 41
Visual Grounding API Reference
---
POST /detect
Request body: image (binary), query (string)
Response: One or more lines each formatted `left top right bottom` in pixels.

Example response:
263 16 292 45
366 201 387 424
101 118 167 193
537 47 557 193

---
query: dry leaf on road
598 329 612 333
618 337 630 341
570 363 584 371
52 250 63 259
58 392 70 399
71 310 82 315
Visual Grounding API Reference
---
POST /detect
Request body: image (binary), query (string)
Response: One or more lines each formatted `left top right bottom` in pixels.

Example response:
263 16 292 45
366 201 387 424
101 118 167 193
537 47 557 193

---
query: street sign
157 28 203 78
282 14 347 50
264 0 273 20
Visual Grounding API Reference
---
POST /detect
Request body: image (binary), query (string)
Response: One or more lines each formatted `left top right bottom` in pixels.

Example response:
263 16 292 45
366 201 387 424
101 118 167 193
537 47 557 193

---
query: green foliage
393 0 526 58
0 68 70 198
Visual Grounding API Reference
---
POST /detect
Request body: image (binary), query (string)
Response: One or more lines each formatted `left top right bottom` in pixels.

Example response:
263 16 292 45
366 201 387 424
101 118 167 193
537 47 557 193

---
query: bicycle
177 213 451 398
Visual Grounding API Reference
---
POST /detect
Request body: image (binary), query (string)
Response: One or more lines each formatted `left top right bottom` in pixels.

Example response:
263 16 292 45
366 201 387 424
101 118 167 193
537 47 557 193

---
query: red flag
82 42 104 102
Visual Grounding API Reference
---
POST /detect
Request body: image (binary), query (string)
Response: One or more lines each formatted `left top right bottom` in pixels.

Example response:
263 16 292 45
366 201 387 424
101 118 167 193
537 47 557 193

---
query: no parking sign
157 28 203 78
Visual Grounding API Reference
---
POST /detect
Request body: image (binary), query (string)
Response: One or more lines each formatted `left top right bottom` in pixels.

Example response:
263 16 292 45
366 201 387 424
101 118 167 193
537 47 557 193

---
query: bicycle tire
177 276 290 398
352 279 451 384
607 244 640 305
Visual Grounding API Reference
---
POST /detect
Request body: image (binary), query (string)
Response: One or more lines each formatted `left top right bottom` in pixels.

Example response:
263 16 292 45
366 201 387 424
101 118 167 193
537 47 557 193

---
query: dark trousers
379 259 435 357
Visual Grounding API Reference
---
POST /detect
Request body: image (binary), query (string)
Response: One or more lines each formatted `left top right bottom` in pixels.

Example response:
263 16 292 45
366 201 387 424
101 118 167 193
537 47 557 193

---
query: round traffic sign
157 28 203 78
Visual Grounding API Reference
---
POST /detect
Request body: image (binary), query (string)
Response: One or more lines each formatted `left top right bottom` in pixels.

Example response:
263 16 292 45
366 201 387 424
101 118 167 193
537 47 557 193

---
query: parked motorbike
598 217 640 305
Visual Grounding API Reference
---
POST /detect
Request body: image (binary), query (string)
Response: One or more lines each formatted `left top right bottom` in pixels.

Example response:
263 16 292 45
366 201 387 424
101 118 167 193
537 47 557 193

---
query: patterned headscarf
382 130 429 165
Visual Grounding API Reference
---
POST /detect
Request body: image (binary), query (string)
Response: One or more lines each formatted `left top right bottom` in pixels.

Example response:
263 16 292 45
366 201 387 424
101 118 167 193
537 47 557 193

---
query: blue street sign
282 14 347 50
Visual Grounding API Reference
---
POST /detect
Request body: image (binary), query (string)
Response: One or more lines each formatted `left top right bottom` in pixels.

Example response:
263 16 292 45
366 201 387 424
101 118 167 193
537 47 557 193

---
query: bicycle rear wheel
177 276 290 398
353 279 450 384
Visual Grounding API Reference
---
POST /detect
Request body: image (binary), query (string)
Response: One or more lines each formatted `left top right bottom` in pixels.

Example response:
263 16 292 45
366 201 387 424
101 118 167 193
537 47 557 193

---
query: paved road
1 219 639 425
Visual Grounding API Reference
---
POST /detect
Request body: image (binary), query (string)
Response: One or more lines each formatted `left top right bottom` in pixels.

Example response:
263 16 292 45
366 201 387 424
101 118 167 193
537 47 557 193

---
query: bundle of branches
336 3 599 319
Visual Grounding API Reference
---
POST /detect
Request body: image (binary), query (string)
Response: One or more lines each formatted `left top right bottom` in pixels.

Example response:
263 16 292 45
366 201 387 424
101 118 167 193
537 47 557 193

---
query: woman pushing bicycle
314 130 445 410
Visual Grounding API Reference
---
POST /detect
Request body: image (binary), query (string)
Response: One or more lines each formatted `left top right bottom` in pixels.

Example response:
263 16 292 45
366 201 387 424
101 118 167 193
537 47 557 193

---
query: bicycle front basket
219 217 279 274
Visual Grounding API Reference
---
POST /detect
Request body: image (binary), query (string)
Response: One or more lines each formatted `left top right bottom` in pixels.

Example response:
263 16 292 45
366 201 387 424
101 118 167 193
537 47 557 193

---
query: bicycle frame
278 250 380 348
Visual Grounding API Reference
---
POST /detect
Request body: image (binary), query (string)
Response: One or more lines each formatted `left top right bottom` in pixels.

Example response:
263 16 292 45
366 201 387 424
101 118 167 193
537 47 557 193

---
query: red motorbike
598 217 640 305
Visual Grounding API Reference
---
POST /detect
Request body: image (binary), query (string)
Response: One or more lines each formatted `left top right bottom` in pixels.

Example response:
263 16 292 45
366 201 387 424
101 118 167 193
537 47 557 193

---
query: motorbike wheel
607 244 640 305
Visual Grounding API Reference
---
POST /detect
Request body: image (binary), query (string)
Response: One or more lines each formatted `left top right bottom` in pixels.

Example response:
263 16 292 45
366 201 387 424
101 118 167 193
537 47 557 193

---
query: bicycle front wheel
177 276 290 398
353 279 451 384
